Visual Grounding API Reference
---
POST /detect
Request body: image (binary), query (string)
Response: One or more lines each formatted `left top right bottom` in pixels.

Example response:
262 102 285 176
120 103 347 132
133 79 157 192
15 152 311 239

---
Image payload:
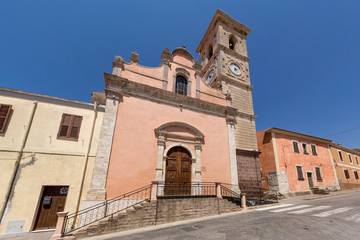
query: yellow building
330 143 360 190
0 87 104 234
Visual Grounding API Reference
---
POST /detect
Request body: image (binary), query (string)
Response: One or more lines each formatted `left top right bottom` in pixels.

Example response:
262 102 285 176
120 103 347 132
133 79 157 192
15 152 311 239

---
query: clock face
206 70 214 84
230 63 241 75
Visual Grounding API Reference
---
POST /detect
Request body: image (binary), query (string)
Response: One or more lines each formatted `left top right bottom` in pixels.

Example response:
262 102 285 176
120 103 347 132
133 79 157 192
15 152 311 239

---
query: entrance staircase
58 183 245 240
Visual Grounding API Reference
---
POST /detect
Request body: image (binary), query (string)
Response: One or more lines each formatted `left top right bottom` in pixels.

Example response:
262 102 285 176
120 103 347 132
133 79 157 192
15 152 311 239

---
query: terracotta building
84 9 261 207
330 143 360 190
0 87 104 233
257 128 339 196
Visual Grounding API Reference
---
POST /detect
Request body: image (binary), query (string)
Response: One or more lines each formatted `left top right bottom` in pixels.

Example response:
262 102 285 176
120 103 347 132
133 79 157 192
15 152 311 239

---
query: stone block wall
74 197 242 239
236 149 262 196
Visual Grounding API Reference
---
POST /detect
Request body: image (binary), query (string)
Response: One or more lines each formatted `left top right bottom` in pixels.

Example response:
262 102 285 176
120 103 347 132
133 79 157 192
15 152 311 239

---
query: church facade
86 10 261 203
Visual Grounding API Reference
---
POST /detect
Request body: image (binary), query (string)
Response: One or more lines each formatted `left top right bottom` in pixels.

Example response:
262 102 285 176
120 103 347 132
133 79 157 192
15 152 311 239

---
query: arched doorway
165 146 192 195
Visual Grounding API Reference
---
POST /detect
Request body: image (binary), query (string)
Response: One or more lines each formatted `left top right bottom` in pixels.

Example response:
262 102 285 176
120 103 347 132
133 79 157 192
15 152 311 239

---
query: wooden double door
165 147 192 195
33 186 68 230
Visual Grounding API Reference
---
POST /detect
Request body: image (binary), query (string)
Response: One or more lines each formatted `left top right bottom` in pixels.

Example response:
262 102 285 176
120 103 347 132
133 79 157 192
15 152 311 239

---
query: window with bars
348 154 353 164
344 169 350 180
338 151 343 162
296 166 304 180
0 104 12 133
175 76 187 95
311 144 318 156
315 167 322 181
57 114 82 140
292 141 300 153
354 171 359 181
302 143 309 154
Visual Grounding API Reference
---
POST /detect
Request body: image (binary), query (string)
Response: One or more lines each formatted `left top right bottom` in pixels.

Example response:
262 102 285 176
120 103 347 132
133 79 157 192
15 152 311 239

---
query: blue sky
1 1 360 148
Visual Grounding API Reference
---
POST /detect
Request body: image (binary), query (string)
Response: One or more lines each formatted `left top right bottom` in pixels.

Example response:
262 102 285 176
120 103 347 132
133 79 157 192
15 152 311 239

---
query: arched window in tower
208 45 213 60
229 35 236 50
175 75 187 95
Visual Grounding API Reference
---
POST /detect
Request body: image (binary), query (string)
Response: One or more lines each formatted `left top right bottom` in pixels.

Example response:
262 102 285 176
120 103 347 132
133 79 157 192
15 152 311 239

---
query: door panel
307 173 314 188
33 186 68 230
165 147 192 195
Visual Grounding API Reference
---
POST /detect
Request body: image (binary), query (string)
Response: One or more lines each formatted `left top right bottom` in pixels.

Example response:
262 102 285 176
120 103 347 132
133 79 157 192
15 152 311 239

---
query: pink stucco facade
106 96 231 198
257 128 339 194
104 49 233 198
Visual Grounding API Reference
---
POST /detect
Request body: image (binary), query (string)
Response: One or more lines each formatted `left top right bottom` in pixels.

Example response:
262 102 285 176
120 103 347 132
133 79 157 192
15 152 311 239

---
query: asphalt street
103 191 360 240
1 190 359 240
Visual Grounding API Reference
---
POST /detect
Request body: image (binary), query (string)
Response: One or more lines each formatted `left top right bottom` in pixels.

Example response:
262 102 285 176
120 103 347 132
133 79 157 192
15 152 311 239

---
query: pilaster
227 119 240 193
155 136 165 181
195 143 202 182
86 95 120 200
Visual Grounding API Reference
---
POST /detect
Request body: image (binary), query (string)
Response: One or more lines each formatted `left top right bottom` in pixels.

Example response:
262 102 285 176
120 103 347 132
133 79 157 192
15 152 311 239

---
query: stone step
69 197 243 239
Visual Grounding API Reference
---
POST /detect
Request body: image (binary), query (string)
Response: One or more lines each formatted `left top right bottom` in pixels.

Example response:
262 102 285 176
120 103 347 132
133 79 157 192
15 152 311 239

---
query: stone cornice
220 75 253 90
330 143 360 156
197 9 251 53
221 45 250 61
264 127 332 144
104 73 238 119
335 162 360 170
0 87 105 111
236 148 261 156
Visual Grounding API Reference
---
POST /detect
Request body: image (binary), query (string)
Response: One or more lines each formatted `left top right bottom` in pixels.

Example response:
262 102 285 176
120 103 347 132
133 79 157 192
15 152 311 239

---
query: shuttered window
311 144 318 156
348 154 353 164
354 171 359 181
293 141 300 153
344 169 350 180
0 104 12 133
57 114 82 140
302 143 309 154
296 166 304 180
338 151 343 162
315 167 322 181
356 156 359 165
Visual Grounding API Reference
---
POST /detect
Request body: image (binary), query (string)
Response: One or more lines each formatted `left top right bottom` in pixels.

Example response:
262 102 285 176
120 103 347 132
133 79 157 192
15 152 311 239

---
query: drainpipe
0 101 38 223
73 102 98 213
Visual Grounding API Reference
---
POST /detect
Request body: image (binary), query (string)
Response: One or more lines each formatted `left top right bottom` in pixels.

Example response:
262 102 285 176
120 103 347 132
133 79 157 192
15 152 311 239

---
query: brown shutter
296 166 304 180
0 104 12 133
293 142 299 153
315 167 322 181
58 114 71 137
69 115 82 139
344 169 350 179
57 114 82 139
311 145 317 156
354 171 359 180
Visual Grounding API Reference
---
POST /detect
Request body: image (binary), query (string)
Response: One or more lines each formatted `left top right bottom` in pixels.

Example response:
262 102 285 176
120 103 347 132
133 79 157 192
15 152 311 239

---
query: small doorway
33 186 69 230
165 147 192 195
307 172 314 188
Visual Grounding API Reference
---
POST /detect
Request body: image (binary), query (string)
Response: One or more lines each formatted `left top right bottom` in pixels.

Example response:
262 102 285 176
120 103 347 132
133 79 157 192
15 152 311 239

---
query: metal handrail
63 184 151 235
157 182 217 197
220 185 241 199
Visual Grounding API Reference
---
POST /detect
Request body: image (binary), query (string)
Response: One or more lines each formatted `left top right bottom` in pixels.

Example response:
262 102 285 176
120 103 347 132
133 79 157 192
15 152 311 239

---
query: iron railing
63 184 151 235
220 184 242 205
157 182 216 197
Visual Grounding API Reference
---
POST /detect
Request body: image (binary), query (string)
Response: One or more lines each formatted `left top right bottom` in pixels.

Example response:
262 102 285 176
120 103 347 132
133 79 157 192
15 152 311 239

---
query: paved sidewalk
279 188 360 204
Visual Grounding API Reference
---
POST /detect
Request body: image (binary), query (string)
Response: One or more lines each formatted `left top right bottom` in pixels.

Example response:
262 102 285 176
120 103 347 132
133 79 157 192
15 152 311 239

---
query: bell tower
197 10 261 191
